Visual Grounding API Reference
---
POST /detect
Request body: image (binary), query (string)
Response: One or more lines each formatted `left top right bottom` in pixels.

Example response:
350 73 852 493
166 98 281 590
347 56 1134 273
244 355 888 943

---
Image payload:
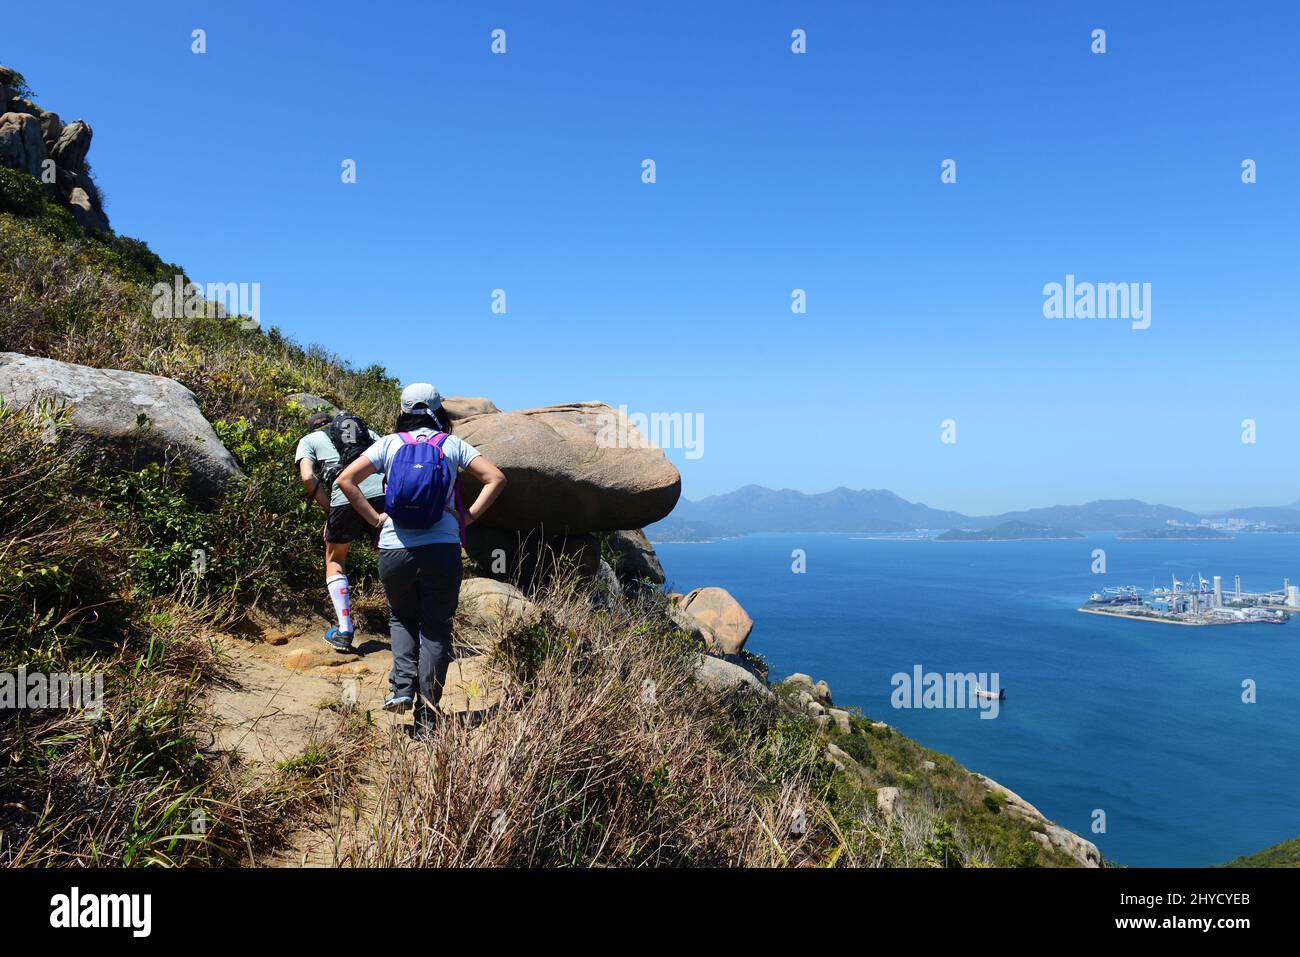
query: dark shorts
324 496 386 545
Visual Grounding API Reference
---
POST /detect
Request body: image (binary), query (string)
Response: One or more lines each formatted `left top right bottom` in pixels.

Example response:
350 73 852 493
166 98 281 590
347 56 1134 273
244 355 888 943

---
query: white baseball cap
400 382 443 414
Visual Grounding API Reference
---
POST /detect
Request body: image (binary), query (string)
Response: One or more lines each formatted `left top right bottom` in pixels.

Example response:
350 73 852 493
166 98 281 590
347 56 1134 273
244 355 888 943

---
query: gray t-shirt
364 428 480 549
295 428 385 508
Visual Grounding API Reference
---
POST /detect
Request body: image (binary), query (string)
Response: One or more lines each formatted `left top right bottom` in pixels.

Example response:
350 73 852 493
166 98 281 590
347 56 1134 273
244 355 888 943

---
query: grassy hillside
1 165 1091 867
0 173 408 863
1222 836 1300 868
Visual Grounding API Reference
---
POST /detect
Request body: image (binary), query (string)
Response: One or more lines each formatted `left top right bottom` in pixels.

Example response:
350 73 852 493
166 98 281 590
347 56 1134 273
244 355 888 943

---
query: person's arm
462 455 507 525
298 457 330 511
337 457 388 528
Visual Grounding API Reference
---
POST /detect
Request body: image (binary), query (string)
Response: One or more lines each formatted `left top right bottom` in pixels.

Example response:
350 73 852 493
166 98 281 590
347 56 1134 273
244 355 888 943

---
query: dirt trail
205 609 504 866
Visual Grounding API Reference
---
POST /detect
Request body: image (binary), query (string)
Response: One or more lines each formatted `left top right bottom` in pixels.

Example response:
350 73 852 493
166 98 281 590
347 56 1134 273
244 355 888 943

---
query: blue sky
15 1 1300 514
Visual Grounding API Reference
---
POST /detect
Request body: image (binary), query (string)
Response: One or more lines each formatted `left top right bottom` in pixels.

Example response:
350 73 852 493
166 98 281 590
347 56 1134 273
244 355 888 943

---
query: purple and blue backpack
383 432 465 539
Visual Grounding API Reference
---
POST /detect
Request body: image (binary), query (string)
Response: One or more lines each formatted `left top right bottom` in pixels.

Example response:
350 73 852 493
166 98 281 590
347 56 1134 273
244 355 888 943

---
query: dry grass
1 596 374 867
329 578 838 867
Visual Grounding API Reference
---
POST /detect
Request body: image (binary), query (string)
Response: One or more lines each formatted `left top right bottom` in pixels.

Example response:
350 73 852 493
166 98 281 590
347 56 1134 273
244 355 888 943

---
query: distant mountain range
645 485 1300 541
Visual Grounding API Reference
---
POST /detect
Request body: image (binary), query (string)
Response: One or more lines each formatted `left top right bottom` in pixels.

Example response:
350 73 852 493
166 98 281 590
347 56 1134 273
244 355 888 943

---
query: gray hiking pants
378 543 463 725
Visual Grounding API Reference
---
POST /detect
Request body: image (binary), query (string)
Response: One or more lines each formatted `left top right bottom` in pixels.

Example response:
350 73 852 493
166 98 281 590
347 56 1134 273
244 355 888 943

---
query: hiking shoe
383 694 413 714
323 627 354 651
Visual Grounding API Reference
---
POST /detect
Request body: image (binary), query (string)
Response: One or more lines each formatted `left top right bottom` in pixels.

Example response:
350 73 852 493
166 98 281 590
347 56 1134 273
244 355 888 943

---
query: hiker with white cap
336 383 507 735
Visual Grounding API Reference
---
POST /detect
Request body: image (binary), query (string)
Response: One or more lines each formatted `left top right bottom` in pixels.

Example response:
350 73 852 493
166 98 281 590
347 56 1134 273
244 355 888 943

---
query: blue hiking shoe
323 627 354 652
383 694 413 714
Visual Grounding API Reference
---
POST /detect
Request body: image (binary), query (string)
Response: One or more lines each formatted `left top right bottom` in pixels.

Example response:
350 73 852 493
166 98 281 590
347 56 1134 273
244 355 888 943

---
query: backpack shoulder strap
397 431 416 445
323 415 345 456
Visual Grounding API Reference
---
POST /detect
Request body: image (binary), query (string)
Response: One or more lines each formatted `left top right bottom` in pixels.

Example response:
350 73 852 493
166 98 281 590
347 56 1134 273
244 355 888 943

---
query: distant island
644 518 736 543
1118 528 1233 540
935 521 1083 542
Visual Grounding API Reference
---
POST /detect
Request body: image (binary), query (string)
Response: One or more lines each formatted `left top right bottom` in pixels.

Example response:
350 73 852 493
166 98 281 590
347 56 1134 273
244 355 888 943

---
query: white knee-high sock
327 574 351 633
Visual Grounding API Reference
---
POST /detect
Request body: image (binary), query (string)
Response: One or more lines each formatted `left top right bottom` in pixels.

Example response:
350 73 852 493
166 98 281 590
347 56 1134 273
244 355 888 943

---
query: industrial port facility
1079 574 1296 626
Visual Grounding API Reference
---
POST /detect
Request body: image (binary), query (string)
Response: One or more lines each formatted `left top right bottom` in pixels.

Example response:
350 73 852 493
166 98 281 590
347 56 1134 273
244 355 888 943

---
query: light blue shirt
364 429 480 549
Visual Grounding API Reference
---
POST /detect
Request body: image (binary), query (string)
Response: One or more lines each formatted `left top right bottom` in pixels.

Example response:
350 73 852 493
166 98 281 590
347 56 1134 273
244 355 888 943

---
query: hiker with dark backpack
335 383 507 735
295 408 385 651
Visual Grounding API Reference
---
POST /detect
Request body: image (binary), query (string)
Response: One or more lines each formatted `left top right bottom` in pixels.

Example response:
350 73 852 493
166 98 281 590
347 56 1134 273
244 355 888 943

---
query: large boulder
65 184 109 233
6 97 40 118
38 110 62 147
48 119 91 174
665 596 708 644
0 112 46 177
459 577 534 624
694 654 770 696
454 402 680 533
0 352 242 501
442 395 500 421
456 577 536 653
672 587 754 655
603 528 665 586
827 708 852 734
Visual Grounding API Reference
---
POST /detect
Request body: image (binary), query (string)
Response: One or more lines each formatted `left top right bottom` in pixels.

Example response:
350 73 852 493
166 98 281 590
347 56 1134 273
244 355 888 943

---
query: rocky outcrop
47 119 91 173
827 707 852 733
4 96 39 118
671 587 753 655
603 528 665 586
776 667 1103 866
0 111 45 177
454 402 680 533
975 774 1103 868
0 352 241 501
876 786 901 820
38 111 62 144
694 654 770 696
65 183 107 233
455 577 537 653
0 66 110 233
664 594 707 643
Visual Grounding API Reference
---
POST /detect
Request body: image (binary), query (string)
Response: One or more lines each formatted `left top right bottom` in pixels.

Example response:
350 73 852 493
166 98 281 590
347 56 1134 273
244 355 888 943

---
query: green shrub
0 66 36 99
922 820 963 868
1016 839 1041 867
755 717 832 796
0 400 122 660
0 167 45 216
495 612 575 685
86 414 375 608
832 731 875 768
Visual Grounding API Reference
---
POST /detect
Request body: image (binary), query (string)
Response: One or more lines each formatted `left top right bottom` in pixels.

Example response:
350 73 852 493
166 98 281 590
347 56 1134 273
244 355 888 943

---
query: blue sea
655 532 1300 867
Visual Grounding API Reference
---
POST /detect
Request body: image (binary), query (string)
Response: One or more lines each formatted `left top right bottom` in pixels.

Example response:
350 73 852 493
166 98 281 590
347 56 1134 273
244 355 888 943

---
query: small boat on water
974 687 1005 701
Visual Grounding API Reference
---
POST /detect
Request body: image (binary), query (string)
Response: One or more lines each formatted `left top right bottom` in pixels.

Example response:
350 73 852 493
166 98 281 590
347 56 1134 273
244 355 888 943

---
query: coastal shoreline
1077 607 1205 625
